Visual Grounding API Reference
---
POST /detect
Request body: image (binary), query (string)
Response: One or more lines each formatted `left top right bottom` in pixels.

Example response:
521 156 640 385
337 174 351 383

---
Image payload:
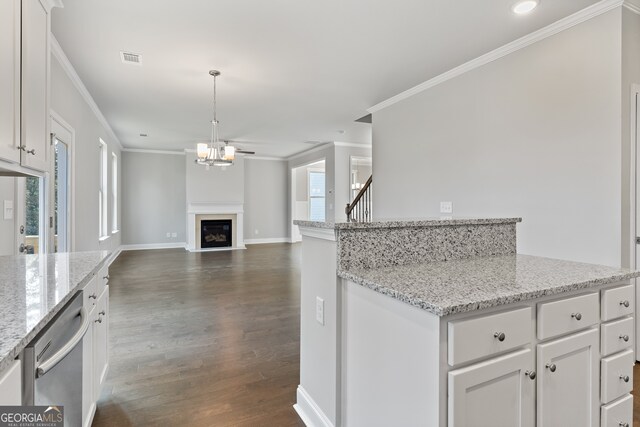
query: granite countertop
338 254 640 316
294 217 522 230
0 251 111 373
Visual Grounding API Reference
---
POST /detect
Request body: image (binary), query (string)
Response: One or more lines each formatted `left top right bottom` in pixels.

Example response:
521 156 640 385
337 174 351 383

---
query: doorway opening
290 160 326 242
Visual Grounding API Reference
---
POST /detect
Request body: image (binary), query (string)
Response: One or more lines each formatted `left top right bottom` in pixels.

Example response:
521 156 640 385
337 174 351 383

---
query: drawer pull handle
26 148 36 155
571 313 582 321
620 300 630 308
619 375 630 383
95 318 102 323
524 370 536 380
493 332 506 342
619 334 630 342
545 363 556 373
99 310 105 316
103 275 110 280
619 422 629 427
88 293 97 299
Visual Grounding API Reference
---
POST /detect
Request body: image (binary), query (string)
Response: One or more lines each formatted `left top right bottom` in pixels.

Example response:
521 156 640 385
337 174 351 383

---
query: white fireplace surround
187 202 245 251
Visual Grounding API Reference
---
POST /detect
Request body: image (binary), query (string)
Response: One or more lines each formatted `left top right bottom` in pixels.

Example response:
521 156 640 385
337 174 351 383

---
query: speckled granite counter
0 251 110 374
338 254 640 316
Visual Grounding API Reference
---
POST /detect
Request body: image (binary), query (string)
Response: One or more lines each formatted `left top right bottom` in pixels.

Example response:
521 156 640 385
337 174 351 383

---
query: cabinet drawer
83 275 98 313
601 285 633 322
601 317 633 357
448 307 531 366
537 293 598 340
601 394 632 427
601 349 633 404
95 265 109 295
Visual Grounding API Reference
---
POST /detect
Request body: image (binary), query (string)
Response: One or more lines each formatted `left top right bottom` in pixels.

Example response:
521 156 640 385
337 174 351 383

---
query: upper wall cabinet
0 0 21 164
0 0 59 173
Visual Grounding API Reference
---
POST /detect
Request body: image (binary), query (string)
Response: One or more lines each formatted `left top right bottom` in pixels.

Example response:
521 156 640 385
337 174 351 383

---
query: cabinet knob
545 363 557 373
103 275 110 280
524 370 536 380
619 422 629 427
620 300 630 308
95 318 102 323
619 375 630 383
493 332 506 342
89 293 97 299
26 148 36 155
571 312 582 321
619 334 630 342
18 145 26 151
99 310 105 316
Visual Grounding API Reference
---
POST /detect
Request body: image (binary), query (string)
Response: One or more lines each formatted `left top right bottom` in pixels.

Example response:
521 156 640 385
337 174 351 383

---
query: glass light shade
224 145 235 160
197 143 209 159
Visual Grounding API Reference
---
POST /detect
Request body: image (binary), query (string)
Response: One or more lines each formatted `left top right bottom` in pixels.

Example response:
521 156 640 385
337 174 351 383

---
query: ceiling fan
223 141 255 155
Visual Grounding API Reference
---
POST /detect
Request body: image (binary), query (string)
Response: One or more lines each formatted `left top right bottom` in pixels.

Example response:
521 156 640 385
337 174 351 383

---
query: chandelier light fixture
196 70 235 167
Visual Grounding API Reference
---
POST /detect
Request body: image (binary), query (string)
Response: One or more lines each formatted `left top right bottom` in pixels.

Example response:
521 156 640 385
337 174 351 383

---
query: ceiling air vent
120 51 142 65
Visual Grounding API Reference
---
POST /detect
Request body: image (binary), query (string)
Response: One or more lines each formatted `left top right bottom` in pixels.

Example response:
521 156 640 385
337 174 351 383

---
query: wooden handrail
346 175 372 222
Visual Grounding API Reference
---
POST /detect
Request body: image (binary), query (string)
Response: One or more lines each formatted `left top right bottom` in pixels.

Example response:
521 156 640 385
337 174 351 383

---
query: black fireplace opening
201 219 232 248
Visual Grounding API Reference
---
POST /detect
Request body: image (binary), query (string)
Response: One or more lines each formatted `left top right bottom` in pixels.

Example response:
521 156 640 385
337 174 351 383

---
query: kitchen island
293 218 640 427
0 251 111 426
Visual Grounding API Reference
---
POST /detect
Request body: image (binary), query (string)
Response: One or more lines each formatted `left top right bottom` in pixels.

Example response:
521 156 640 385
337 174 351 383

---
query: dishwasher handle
36 307 90 378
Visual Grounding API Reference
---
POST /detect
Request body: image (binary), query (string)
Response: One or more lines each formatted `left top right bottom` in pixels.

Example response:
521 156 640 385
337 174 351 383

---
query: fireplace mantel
187 202 245 251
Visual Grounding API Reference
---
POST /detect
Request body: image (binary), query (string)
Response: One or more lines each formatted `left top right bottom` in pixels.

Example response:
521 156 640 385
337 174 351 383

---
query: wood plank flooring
94 243 640 426
92 244 305 427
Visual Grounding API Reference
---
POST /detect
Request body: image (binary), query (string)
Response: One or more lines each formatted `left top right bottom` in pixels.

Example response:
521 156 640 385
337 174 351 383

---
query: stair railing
345 175 372 222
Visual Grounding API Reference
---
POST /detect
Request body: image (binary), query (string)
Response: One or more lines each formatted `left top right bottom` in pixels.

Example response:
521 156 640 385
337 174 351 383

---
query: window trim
98 139 108 240
111 152 118 233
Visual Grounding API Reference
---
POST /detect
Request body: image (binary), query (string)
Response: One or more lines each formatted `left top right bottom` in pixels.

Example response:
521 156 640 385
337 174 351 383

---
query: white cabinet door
93 285 109 401
0 359 21 405
21 0 49 172
537 327 599 427
0 0 21 164
448 348 534 427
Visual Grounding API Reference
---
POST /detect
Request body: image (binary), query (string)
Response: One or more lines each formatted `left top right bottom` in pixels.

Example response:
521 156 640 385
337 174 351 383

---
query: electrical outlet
166 232 171 238
440 201 453 214
171 232 177 238
316 297 324 325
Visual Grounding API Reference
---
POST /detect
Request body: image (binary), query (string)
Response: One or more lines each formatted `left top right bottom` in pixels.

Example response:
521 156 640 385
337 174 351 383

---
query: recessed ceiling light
512 0 539 15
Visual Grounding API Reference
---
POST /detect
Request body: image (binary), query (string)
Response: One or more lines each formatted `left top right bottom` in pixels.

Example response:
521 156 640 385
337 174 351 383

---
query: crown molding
286 142 334 161
244 156 286 161
623 1 640 14
50 34 123 151
122 148 185 155
368 0 624 114
333 141 372 149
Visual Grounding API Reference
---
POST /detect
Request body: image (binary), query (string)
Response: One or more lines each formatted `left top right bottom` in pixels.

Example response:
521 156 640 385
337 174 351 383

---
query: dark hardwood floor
94 243 640 426
92 244 305 427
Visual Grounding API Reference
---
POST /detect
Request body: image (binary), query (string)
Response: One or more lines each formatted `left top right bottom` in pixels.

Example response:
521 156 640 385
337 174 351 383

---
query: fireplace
200 219 232 248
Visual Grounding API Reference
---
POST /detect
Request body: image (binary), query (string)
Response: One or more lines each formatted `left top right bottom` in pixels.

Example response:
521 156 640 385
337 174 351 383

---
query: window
308 171 325 222
111 153 118 233
98 139 108 239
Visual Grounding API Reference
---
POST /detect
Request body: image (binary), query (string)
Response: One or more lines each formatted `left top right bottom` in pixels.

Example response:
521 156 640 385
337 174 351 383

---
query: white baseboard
186 246 246 253
244 237 291 245
293 386 335 427
120 242 187 251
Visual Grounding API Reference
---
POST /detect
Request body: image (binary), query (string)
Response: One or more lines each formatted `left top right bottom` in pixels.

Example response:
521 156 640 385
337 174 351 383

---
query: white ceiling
51 0 605 158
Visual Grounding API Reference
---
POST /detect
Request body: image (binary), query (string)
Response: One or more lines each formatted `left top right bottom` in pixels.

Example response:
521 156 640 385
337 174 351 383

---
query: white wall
621 8 640 267
244 159 289 241
121 152 186 245
185 152 244 204
0 177 15 255
372 10 622 266
50 55 122 252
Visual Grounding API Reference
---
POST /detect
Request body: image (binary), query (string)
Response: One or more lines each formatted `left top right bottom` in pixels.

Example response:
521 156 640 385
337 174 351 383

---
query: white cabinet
536 327 599 427
0 0 21 164
93 285 109 401
81 270 109 427
0 359 21 405
448 348 534 427
20 0 50 172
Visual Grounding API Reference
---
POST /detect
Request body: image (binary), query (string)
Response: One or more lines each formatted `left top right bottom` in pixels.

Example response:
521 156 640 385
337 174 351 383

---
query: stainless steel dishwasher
22 291 90 427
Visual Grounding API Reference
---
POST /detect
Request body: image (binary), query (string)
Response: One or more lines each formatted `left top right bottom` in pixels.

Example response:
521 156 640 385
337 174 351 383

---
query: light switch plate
440 201 453 214
3 200 13 220
316 297 325 325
